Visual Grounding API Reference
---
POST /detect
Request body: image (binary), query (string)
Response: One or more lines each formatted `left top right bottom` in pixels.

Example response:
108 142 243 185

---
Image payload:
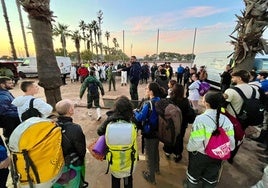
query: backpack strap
205 114 225 131
145 100 153 124
231 86 256 115
29 98 35 109
232 86 256 101
129 144 136 175
22 149 40 187
205 114 219 130
105 151 112 174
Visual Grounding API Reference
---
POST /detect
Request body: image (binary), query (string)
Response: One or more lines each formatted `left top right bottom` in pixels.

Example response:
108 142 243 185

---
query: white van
194 51 268 89
18 56 72 78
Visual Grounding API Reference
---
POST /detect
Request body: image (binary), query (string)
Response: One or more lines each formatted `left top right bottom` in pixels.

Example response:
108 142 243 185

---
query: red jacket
78 67 89 77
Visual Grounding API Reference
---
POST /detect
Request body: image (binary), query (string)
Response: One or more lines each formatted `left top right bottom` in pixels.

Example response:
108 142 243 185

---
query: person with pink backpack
184 92 235 188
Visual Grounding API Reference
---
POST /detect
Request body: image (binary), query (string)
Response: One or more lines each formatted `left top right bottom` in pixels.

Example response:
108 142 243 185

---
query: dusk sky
0 0 267 58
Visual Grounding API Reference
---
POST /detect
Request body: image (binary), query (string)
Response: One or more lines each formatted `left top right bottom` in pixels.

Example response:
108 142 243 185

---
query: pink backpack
205 115 231 160
221 110 245 145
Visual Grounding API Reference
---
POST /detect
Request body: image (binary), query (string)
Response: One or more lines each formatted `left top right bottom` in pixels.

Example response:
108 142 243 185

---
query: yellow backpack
105 121 138 178
9 117 64 188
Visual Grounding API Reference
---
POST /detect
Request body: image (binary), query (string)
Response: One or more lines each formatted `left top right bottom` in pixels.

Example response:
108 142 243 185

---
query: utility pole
156 29 159 59
191 27 197 67
131 43 133 56
123 30 125 54
123 30 125 61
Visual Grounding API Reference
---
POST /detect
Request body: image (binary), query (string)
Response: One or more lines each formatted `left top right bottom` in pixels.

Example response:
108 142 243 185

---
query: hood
12 95 33 107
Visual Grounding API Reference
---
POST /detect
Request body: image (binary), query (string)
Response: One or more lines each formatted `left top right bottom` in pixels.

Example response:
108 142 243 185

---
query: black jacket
58 116 86 166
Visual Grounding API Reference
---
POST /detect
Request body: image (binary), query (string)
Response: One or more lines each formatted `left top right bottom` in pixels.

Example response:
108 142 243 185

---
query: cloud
123 6 229 32
182 6 228 18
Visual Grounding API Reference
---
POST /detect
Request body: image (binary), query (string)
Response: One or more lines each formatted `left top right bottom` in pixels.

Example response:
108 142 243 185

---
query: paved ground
6 77 267 188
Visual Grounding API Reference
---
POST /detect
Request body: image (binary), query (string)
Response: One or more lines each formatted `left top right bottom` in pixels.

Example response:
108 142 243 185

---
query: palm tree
79 20 87 51
91 20 99 57
230 0 268 70
1 0 17 59
97 10 103 59
103 45 108 55
105 31 110 48
86 23 94 54
19 0 62 108
16 0 29 57
112 37 119 50
85 34 91 50
69 30 81 64
53 23 69 57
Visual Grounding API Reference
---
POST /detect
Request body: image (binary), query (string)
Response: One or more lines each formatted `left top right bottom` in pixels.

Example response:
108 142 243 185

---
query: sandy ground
5 76 267 188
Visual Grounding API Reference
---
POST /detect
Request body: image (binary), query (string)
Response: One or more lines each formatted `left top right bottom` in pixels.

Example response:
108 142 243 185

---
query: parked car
194 51 268 89
18 56 72 78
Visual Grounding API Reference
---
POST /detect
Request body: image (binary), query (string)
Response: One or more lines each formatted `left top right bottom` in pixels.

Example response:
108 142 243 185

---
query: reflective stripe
186 170 199 184
202 177 218 184
190 128 211 139
226 129 234 136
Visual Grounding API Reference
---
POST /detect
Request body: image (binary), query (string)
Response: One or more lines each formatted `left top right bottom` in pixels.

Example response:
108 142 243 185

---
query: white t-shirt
224 83 260 117
12 95 53 122
188 80 201 101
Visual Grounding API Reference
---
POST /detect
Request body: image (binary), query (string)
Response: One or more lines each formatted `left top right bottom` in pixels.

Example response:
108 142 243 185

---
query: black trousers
111 175 133 188
187 152 222 187
0 168 9 188
0 115 20 140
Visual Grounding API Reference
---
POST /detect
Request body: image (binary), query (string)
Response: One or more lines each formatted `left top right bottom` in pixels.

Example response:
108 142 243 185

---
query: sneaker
174 154 182 163
97 116 101 121
142 171 156 185
165 153 171 158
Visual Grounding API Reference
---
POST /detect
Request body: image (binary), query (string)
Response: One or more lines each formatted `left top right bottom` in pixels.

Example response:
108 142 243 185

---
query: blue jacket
134 97 160 138
129 61 141 85
261 79 268 92
0 89 18 117
177 66 184 74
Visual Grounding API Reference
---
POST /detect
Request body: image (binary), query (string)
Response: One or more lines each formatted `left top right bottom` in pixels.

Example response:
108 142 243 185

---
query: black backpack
21 98 42 121
231 87 264 128
88 82 98 95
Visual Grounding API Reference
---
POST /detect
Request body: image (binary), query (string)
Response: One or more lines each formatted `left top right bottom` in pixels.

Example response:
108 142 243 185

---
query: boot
88 109 92 117
96 108 101 121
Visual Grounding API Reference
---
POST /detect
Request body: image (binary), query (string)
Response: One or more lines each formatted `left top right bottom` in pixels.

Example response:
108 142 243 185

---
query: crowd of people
0 56 268 188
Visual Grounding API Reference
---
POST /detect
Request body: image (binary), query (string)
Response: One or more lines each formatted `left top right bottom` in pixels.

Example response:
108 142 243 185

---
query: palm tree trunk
16 0 29 57
29 17 62 108
234 54 255 71
76 47 81 64
1 0 17 59
94 35 99 55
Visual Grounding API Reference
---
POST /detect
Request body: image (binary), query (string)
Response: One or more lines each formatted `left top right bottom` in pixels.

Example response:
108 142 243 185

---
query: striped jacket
187 109 235 155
